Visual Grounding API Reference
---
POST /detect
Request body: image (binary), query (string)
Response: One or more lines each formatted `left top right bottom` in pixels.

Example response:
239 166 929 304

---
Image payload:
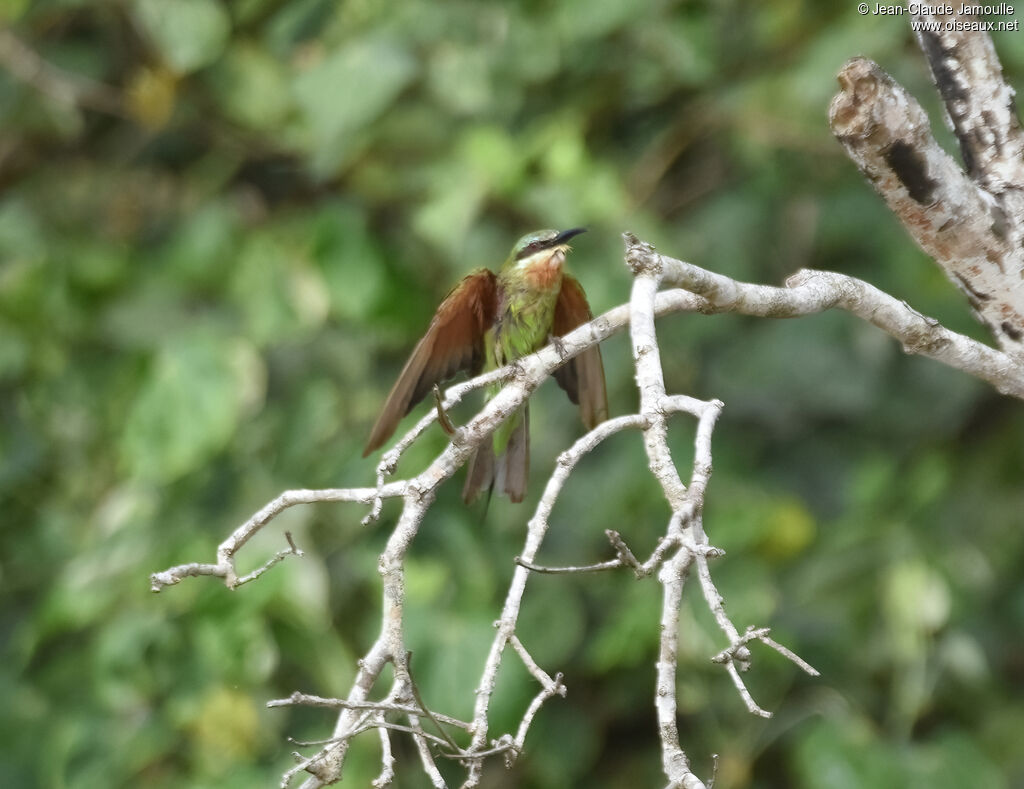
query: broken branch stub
830 53 1024 356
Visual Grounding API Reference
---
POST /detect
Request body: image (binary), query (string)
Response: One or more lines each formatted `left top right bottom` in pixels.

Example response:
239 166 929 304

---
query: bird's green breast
485 267 562 454
491 268 562 366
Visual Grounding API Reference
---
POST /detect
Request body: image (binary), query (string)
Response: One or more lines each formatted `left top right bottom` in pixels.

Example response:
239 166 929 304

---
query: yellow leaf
190 687 261 765
125 66 178 130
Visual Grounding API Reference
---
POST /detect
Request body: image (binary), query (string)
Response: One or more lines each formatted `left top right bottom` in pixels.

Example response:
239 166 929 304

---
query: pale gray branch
830 13 1024 355
913 7 1024 191
647 246 1024 399
151 488 397 591
514 556 623 574
156 198 1023 789
267 692 472 731
405 713 449 789
372 728 395 789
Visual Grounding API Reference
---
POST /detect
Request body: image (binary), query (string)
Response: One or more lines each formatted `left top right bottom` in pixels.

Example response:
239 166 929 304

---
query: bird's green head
504 227 587 272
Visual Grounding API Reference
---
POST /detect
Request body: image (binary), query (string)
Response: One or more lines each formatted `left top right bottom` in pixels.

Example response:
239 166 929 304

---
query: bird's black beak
554 227 587 245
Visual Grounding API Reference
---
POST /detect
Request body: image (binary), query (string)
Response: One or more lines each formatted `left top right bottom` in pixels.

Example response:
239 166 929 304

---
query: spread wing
552 275 608 430
363 269 498 456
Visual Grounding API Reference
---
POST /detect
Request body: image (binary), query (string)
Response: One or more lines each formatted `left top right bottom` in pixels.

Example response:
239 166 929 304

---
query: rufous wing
552 275 608 429
363 269 499 456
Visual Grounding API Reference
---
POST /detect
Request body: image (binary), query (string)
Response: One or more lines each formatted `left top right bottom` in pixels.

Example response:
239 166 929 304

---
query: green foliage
121 334 265 482
134 0 232 74
3 1 1023 787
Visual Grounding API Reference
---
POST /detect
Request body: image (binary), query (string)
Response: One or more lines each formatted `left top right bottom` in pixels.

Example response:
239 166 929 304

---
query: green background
3 1 1024 787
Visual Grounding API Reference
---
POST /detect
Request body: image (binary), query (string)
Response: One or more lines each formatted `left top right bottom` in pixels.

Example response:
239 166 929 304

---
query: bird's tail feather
461 404 529 504
462 441 494 504
502 404 529 503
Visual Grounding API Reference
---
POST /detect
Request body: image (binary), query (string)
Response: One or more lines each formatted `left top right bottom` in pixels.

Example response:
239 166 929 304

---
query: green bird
363 228 608 503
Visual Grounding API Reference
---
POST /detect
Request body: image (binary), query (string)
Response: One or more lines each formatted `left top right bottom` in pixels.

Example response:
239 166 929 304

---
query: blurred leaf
312 204 386 320
0 198 46 261
758 496 816 560
230 229 330 343
404 556 450 603
461 125 524 194
189 687 263 768
120 334 265 481
527 703 601 786
587 579 660 671
413 173 486 253
405 611 493 720
911 731 1005 788
517 580 587 667
427 44 493 115
161 200 239 287
134 0 232 74
0 0 28 22
792 716 904 787
207 42 292 131
884 559 951 638
125 66 178 130
293 37 416 165
0 323 29 380
555 0 653 40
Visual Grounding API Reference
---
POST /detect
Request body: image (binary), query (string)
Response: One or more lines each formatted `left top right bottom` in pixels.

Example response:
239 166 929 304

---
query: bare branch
151 488 399 591
266 692 472 731
509 635 558 689
830 34 1024 353
512 671 566 759
151 280 728 789
401 715 449 788
513 556 623 574
758 631 820 677
233 531 304 587
639 534 688 577
158 218 1013 785
155 218 1021 784
405 652 463 754
912 8 1024 191
628 236 713 789
349 721 452 753
372 728 395 789
722 660 771 719
646 246 1024 399
461 412 647 787
605 529 644 575
155 140 1024 789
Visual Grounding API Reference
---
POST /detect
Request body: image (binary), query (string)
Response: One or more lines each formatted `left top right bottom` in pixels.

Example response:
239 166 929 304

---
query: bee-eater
363 228 608 503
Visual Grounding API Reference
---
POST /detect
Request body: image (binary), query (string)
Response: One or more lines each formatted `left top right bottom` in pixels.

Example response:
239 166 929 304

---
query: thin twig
513 557 623 574
405 651 463 753
233 531 304 587
759 632 820 677
513 671 566 757
372 727 395 788
722 661 771 719
406 713 450 788
267 692 472 731
605 529 644 576
509 635 559 690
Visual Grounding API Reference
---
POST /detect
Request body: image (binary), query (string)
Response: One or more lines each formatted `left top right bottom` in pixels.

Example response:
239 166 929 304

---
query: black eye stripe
516 238 555 260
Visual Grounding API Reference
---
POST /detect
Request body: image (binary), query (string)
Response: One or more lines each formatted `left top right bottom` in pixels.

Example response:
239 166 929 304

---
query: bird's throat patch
522 248 565 290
